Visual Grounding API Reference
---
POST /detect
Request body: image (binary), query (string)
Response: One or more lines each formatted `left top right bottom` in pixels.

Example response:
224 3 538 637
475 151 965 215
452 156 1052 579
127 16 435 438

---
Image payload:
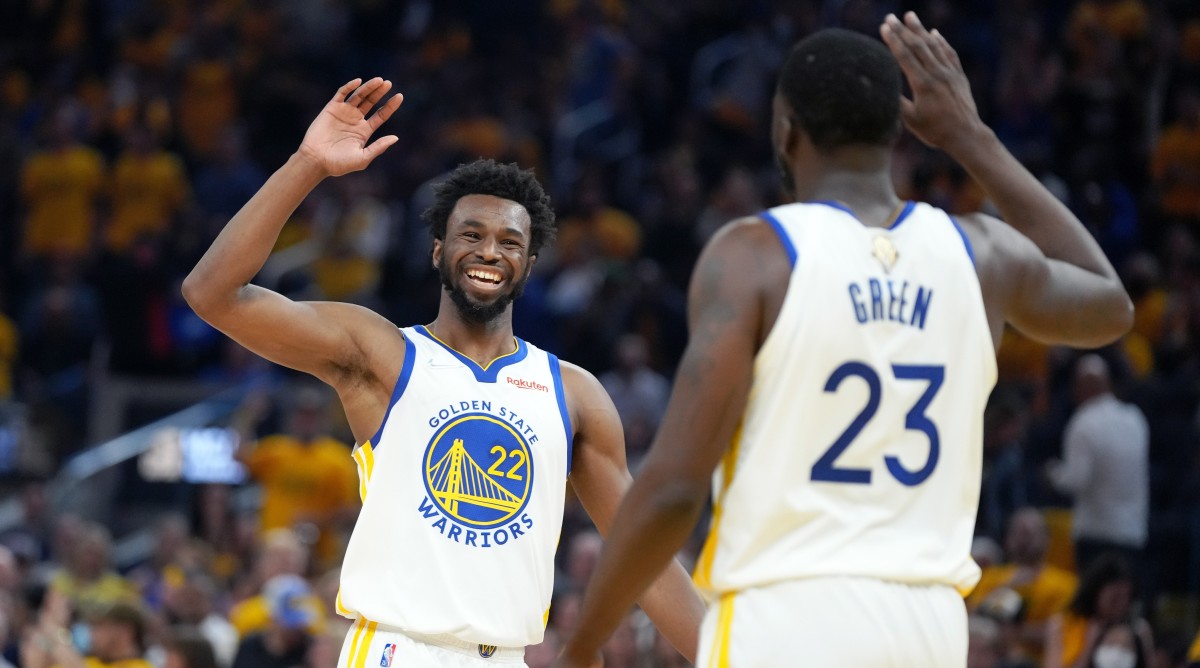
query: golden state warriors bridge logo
418 410 536 548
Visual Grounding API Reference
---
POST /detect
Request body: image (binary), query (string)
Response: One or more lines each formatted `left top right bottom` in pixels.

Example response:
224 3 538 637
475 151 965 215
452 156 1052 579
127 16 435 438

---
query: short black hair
422 159 556 256
1069 553 1135 618
777 28 902 150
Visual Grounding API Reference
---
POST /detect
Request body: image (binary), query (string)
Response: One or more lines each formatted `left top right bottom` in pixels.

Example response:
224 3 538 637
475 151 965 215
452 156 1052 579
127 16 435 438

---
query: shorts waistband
368 621 525 662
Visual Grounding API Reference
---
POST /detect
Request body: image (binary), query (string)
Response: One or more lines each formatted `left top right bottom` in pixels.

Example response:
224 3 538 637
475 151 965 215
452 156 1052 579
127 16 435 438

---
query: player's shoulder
951 210 1036 262
556 359 621 428
317 301 401 331
950 211 1002 234
321 303 407 366
709 214 781 250
696 214 791 283
556 359 605 399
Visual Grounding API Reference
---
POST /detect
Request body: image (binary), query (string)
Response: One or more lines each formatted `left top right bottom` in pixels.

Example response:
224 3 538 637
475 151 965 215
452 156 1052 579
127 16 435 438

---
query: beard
776 153 796 200
438 255 529 326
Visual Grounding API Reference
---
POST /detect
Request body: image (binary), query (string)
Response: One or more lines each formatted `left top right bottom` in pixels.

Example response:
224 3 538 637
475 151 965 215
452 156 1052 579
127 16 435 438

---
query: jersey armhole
759 211 797 268
364 332 417 450
548 354 574 477
948 215 977 268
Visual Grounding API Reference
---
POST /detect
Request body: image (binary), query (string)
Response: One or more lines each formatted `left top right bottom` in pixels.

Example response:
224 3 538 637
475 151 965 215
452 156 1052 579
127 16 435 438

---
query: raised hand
297 77 404 177
880 12 986 153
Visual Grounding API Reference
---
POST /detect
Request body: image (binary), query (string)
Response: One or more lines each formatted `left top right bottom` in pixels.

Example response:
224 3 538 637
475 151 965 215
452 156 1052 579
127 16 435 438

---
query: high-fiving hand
298 77 403 177
880 12 986 153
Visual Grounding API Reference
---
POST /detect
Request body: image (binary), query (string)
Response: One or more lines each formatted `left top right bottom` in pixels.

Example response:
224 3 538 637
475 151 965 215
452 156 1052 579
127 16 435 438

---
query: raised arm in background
182 78 405 442
880 12 1133 348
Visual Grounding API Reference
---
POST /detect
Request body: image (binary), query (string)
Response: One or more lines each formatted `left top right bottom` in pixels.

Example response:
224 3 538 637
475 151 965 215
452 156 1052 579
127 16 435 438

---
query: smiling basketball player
183 77 703 668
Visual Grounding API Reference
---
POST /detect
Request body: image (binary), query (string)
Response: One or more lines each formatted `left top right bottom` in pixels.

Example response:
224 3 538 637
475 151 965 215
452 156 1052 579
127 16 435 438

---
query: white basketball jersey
337 325 572 647
693 201 996 597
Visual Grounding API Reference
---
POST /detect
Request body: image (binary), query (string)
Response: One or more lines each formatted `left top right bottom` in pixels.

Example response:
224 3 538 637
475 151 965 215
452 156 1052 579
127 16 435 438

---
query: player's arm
182 78 403 386
881 12 1133 347
560 362 706 665
556 219 768 667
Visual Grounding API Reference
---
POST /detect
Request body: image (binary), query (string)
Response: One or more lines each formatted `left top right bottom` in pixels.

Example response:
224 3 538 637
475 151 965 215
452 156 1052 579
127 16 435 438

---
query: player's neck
427 308 517 366
794 168 901 227
788 145 901 225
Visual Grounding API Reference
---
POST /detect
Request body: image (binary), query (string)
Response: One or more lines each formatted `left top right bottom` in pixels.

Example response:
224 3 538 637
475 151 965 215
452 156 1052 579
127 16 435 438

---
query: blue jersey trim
367 333 417 450
548 354 574 477
810 200 859 220
760 211 797 268
888 201 917 229
414 325 528 383
949 215 977 267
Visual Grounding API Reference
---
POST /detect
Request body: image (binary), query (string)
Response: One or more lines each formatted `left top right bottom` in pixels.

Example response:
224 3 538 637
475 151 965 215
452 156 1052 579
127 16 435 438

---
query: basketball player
554 14 1133 667
183 78 704 667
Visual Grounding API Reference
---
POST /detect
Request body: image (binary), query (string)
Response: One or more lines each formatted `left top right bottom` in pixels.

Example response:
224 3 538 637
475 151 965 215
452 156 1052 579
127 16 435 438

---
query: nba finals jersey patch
871 233 899 272
418 402 537 548
379 643 395 667
479 644 498 658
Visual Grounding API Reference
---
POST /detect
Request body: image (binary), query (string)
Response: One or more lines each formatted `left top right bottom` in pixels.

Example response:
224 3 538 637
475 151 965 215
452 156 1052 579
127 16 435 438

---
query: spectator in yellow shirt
228 529 321 638
230 575 320 668
556 176 643 263
22 596 153 668
20 108 105 260
237 389 358 567
968 508 1078 662
49 524 137 617
1152 87 1200 222
106 125 190 252
1044 554 1154 668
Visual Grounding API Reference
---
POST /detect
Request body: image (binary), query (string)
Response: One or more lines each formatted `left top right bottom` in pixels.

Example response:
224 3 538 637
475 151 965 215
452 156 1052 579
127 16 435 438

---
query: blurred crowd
0 0 1199 666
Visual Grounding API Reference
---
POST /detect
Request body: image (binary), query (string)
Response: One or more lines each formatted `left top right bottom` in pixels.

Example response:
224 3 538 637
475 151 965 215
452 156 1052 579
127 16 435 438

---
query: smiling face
433 194 535 325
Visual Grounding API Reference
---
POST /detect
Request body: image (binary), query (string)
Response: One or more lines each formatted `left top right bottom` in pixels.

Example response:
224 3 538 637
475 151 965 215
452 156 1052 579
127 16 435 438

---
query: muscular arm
562 362 706 664
882 13 1132 346
558 220 768 666
182 78 403 388
962 213 1130 347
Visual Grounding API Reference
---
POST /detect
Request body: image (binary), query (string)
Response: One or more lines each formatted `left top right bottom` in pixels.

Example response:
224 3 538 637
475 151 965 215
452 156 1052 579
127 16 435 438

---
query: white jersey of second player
693 200 997 598
337 325 573 648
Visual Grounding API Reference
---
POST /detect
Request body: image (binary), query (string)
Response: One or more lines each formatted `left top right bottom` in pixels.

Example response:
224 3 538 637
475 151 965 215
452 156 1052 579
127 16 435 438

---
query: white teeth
466 269 502 283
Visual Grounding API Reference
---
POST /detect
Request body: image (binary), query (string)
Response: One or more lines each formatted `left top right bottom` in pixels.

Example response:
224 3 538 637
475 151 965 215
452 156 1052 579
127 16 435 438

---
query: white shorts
337 617 528 668
696 577 967 667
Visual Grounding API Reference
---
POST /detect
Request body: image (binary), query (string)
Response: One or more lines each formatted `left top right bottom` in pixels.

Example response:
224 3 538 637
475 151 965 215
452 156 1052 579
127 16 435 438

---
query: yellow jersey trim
352 447 368 502
707 593 736 668
694 422 743 589
421 326 520 371
354 621 378 668
362 442 376 479
346 618 367 666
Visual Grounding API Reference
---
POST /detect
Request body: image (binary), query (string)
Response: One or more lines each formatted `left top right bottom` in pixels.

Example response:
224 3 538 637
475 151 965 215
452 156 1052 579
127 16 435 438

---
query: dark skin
554 12 1133 666
183 78 704 664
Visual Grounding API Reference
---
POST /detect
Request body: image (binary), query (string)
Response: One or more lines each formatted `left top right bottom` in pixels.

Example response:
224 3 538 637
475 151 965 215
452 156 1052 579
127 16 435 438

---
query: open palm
298 77 403 177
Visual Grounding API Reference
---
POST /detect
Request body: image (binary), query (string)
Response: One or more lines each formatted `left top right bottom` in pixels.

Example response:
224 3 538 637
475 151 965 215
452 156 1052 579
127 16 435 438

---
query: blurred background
0 0 1198 666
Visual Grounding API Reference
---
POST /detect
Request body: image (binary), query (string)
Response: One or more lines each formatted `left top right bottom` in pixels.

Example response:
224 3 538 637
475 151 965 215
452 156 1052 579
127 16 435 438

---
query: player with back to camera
554 12 1133 668
182 77 704 668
